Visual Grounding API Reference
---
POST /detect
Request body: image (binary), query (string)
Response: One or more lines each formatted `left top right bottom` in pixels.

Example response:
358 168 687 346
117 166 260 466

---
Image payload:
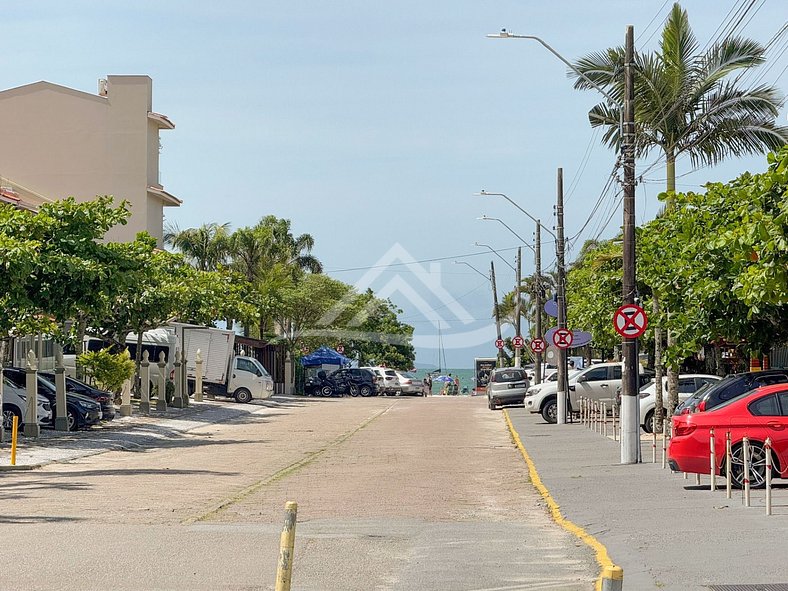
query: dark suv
675 369 788 415
39 372 116 421
328 368 377 397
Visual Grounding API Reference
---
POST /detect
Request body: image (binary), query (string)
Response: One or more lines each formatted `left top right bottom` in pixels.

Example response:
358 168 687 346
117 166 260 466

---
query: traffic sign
336 344 345 354
613 304 648 338
495 338 505 349
529 338 546 353
552 328 574 349
512 335 524 349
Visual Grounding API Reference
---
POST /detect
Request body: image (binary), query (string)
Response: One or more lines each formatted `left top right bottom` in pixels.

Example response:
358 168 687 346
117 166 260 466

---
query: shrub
77 348 135 394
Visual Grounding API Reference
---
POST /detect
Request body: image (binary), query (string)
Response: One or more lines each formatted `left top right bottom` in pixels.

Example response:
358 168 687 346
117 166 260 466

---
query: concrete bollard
156 352 167 412
140 351 151 413
709 428 716 491
194 349 204 402
172 348 184 408
275 501 298 591
119 379 132 417
10 415 18 465
725 431 732 499
743 437 751 507
765 437 773 516
54 350 69 432
23 351 40 438
600 565 624 591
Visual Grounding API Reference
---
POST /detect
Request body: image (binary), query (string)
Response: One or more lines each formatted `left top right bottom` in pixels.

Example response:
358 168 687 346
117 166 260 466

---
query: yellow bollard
600 565 624 591
10 415 18 465
274 501 298 591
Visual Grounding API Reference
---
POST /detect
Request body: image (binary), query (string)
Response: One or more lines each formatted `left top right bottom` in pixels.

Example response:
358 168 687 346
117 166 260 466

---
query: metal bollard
275 501 298 591
765 437 773 516
10 415 18 465
652 429 657 463
743 437 751 507
600 565 624 591
725 432 732 499
696 473 701 486
662 420 667 469
612 403 618 441
602 402 608 437
709 428 716 491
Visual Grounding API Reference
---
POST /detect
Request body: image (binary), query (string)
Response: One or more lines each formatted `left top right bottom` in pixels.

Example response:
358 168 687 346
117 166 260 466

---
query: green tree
165 222 230 272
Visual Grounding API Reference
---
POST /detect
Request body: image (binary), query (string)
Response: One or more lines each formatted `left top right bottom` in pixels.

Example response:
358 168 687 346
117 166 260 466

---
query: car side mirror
576 375 587 383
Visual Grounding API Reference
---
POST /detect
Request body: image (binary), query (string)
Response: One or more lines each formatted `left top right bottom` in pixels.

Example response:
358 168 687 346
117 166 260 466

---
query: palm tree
570 2 788 422
571 2 787 195
165 222 230 272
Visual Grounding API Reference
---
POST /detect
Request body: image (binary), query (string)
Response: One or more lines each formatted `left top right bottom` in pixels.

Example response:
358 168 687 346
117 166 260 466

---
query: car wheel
643 410 655 434
729 441 773 489
541 397 558 424
234 388 253 404
349 384 359 397
2 405 21 430
359 385 373 397
320 386 333 397
67 408 78 431
488 397 496 411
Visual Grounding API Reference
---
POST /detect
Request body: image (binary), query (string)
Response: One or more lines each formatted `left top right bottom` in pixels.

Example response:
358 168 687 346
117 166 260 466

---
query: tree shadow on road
0 515 86 524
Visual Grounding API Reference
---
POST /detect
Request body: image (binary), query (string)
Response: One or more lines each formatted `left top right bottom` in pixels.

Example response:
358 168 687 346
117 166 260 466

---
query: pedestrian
453 375 460 396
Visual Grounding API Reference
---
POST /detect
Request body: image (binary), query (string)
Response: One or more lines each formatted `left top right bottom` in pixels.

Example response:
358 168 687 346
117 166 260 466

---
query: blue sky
4 1 787 367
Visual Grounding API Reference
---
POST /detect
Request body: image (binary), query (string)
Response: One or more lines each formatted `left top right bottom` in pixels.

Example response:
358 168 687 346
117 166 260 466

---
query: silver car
2 376 53 429
487 368 530 410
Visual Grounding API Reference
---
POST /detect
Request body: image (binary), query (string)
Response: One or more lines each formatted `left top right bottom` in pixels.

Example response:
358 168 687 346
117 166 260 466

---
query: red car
668 383 788 488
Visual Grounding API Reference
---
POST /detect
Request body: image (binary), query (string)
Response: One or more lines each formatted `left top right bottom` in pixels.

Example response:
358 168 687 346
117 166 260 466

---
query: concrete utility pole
515 247 522 368
535 223 543 384
620 25 640 464
490 261 505 368
555 168 568 425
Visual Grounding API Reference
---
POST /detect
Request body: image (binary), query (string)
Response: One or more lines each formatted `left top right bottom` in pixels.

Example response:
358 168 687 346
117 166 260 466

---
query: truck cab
227 356 274 402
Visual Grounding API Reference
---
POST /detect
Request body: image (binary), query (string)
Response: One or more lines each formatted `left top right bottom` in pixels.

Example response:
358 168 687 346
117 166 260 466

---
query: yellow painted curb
503 409 618 591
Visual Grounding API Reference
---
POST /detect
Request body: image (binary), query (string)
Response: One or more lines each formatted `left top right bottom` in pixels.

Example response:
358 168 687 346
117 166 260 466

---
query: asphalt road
0 395 596 590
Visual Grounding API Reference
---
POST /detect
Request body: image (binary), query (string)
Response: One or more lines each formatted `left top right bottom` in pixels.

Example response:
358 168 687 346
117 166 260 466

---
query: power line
324 247 522 273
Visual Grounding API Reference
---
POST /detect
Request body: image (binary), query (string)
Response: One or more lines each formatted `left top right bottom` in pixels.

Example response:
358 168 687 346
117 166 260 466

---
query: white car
524 368 586 422
394 371 424 396
2 376 53 429
638 374 721 433
361 367 401 396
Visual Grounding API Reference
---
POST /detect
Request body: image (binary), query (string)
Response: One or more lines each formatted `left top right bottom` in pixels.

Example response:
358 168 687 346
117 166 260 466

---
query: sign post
613 303 648 465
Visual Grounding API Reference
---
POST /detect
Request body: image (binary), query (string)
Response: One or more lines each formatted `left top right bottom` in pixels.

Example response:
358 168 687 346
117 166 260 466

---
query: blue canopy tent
300 346 351 368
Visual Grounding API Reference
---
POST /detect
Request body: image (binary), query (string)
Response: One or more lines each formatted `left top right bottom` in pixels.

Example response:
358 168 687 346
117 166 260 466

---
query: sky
3 1 787 368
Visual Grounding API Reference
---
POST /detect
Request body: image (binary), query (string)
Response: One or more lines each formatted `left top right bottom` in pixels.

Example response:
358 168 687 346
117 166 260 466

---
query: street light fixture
477 215 535 253
476 191 557 240
472 242 516 272
453 260 490 282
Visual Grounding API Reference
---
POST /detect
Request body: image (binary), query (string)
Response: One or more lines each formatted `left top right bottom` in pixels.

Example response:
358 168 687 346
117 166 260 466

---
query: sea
413 367 477 395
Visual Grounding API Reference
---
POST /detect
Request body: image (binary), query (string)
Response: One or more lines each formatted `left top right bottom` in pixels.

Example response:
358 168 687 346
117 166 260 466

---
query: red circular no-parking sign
336 345 345 354
530 338 546 353
552 328 574 349
512 335 524 349
495 338 505 349
613 304 648 338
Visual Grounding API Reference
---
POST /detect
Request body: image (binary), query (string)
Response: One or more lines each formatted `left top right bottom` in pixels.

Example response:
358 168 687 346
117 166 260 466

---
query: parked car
669 382 788 488
487 367 530 410
674 369 788 415
394 371 424 396
2 376 52 429
39 372 116 421
527 363 655 423
361 367 401 396
328 368 377 397
4 368 102 431
638 374 721 433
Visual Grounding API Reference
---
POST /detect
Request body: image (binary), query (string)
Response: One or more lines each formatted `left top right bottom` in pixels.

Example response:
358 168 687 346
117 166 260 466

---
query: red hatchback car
669 383 788 488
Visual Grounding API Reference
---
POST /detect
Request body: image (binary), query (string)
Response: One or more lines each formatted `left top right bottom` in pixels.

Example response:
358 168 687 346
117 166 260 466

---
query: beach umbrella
434 375 453 382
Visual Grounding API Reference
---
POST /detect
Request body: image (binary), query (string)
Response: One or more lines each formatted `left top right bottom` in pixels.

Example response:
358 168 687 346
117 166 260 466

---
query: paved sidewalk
0 397 287 468
507 408 788 591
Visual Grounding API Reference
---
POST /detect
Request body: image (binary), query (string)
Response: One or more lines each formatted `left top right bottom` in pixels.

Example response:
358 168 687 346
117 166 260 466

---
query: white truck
169 323 274 403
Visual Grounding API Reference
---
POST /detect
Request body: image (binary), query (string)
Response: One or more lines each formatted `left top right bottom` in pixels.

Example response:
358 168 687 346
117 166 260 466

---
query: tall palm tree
571 2 787 195
570 2 788 421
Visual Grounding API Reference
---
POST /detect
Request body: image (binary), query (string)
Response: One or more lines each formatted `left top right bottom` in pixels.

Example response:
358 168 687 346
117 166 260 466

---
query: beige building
0 75 180 244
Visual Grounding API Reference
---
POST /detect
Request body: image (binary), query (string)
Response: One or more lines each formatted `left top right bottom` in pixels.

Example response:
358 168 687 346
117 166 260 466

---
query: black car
328 368 376 397
39 372 116 421
4 368 103 431
675 369 788 415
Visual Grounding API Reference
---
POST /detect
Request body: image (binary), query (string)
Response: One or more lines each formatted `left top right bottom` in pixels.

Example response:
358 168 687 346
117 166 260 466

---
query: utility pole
555 168 568 425
490 261 505 368
535 223 543 384
621 25 639 464
515 247 522 368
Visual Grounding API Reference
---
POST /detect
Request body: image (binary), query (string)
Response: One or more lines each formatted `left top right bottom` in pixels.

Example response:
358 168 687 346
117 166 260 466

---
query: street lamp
488 27 638 463
472 242 516 272
476 191 557 239
477 215 535 252
453 260 490 282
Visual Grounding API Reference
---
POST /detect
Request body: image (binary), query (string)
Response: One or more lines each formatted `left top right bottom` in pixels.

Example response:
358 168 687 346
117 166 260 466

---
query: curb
503 409 619 591
0 464 42 471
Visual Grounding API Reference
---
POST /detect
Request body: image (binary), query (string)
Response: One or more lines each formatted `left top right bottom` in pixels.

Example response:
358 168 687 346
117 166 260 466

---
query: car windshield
492 370 527 383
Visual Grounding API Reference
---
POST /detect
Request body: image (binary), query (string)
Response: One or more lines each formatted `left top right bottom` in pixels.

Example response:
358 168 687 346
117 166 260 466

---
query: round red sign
613 304 648 338
495 338 505 349
552 328 574 349
512 335 524 348
530 338 546 353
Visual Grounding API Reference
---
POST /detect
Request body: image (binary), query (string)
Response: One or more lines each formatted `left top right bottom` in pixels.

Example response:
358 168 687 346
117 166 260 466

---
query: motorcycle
305 370 358 397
